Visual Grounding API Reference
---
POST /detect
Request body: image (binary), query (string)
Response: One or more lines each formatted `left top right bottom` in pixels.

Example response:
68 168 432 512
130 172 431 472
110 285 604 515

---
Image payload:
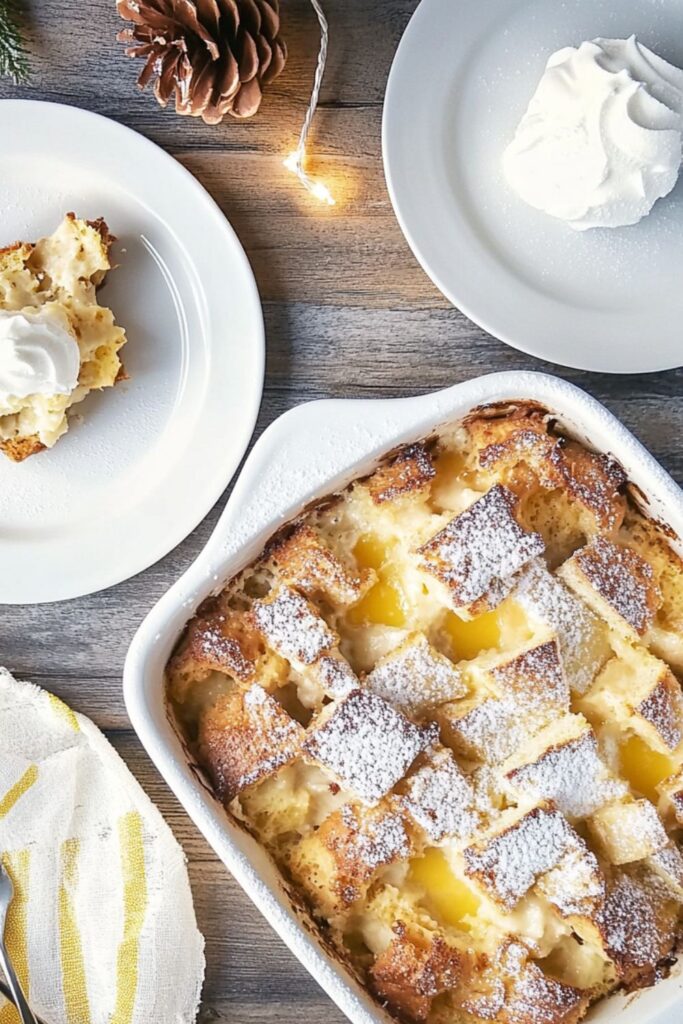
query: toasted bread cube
513 560 610 694
462 803 578 909
582 647 683 755
645 844 683 902
303 689 438 804
197 683 304 801
417 484 545 616
370 922 468 1022
537 842 605 922
503 959 588 1024
287 799 412 915
657 767 683 828
468 631 570 713
367 442 435 505
598 869 679 988
402 748 479 844
558 538 661 641
459 938 588 1024
168 599 263 696
437 695 548 767
251 584 337 666
363 632 466 714
474 412 626 536
309 653 359 700
502 715 626 820
270 524 370 606
588 800 669 865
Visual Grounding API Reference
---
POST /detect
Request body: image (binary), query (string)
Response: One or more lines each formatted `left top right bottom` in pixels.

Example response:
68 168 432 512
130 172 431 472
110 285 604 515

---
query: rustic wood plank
1 0 682 1020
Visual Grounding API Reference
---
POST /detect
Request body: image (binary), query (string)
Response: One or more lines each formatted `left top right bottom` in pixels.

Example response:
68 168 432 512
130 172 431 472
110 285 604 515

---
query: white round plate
383 0 683 373
0 100 264 604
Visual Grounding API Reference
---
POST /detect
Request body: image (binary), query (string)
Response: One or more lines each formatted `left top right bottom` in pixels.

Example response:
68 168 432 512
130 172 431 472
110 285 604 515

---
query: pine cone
116 0 287 124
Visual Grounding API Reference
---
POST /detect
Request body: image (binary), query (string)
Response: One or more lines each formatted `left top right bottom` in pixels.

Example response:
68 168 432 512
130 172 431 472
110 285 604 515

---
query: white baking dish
124 371 683 1024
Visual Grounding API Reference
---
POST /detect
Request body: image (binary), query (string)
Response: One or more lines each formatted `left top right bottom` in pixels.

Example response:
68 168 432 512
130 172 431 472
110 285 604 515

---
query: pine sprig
0 0 29 84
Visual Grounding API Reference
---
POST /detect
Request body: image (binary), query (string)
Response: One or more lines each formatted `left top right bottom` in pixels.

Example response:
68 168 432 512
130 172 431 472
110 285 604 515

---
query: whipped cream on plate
0 307 80 402
503 36 683 230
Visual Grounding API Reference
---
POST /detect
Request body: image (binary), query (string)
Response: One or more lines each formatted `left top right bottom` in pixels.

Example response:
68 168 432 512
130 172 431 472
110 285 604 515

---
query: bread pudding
0 213 127 461
167 403 683 1024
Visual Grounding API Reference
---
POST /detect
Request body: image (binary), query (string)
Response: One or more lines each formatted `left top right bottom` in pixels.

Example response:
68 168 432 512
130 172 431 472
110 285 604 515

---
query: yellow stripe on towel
111 811 148 1024
59 839 91 1024
0 851 30 1024
47 693 80 732
0 765 38 821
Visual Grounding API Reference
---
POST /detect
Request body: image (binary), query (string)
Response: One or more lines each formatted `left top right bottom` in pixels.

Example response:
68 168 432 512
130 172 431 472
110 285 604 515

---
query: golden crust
469 411 626 535
370 923 468 1022
198 684 304 802
0 434 45 462
367 442 436 505
559 538 662 640
270 524 369 605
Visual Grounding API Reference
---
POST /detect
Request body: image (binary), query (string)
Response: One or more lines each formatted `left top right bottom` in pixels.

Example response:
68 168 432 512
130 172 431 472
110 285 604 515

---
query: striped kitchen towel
0 668 204 1024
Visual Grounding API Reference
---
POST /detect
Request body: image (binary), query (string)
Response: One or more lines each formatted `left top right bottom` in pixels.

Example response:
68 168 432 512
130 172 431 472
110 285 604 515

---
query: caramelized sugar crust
167 406 683 1024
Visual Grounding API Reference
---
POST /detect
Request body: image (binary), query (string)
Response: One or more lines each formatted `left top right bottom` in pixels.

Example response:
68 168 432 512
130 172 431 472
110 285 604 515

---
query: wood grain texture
1 1 682 1021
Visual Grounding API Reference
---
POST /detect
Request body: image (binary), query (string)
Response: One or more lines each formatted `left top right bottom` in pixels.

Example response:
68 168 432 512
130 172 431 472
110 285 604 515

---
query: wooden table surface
2 1 682 1020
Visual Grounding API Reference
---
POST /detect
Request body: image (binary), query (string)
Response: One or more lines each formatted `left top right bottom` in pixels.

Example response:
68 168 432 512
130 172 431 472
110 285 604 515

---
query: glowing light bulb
283 148 335 205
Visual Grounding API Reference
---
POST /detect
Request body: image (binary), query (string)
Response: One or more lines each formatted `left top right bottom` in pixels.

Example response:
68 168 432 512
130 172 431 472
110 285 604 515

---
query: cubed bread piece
537 842 605 922
588 800 669 865
502 715 627 820
473 411 626 536
417 484 545 617
402 748 480 844
197 684 304 801
558 538 661 642
367 442 435 505
468 631 569 713
287 799 412 915
309 653 359 700
581 647 683 755
459 939 588 1024
168 600 263 693
270 524 370 605
437 694 549 767
251 584 337 666
363 632 466 715
657 767 683 828
645 844 683 902
598 869 679 989
370 922 468 1022
303 689 438 804
513 560 610 695
618 516 683 671
462 803 579 909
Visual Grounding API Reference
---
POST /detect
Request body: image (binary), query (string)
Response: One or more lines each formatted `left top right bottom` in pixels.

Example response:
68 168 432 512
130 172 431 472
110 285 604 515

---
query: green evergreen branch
0 0 29 84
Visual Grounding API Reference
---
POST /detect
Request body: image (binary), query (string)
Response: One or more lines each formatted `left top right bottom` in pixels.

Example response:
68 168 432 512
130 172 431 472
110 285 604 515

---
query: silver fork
0 864 39 1024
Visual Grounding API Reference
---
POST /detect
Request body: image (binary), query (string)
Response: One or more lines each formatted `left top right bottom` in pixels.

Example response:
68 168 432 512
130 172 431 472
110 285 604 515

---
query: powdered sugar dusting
514 559 607 694
312 654 359 699
364 633 466 713
637 672 683 751
418 484 545 608
338 803 411 874
463 806 576 908
303 689 438 803
403 749 479 843
505 728 627 819
574 538 660 636
491 636 569 711
537 843 605 919
446 695 547 765
252 585 335 665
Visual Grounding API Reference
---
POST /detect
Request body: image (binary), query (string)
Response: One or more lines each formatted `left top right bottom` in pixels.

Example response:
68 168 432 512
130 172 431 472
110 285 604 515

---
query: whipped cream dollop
0 308 80 401
503 36 683 230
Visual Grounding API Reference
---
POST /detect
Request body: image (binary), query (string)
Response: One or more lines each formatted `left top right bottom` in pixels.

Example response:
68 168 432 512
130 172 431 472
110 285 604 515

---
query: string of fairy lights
283 0 335 205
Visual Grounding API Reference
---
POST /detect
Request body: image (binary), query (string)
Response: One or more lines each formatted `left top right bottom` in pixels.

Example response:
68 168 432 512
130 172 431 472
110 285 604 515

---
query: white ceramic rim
381 0 683 375
0 100 265 603
124 370 683 1024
